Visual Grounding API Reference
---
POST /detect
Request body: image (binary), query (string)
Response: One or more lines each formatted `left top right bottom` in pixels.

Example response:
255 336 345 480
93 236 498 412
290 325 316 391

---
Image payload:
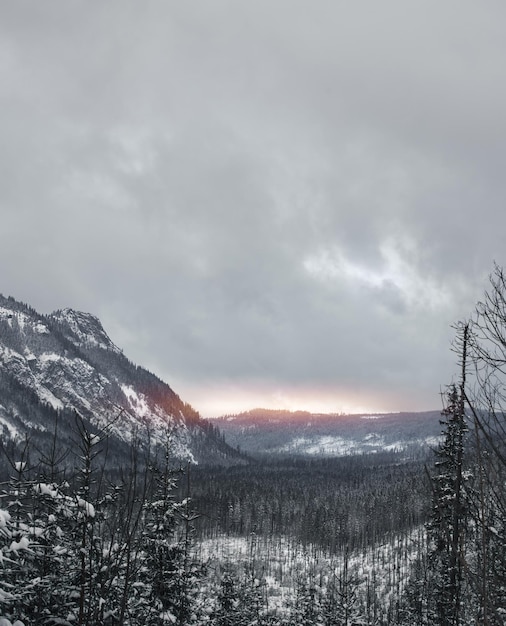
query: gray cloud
1 1 505 415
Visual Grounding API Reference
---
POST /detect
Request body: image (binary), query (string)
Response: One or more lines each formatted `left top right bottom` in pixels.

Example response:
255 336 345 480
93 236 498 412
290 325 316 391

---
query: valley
0 295 504 624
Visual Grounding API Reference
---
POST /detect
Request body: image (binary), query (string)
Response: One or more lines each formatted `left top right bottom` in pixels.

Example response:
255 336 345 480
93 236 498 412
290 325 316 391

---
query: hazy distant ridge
213 408 442 457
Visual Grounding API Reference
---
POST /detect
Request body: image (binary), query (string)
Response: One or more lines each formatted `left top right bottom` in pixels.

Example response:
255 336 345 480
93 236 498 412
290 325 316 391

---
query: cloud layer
1 1 505 414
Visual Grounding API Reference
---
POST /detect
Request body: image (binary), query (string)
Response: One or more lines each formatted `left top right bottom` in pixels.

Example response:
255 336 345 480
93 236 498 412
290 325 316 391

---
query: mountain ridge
212 407 442 457
0 294 242 467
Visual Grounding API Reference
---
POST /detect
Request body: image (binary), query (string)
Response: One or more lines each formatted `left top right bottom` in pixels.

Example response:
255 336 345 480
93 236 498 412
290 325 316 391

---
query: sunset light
173 380 407 418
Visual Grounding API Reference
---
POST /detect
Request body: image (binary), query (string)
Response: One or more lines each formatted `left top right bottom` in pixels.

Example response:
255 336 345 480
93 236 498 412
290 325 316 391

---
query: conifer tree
1 421 203 626
426 324 470 625
134 436 203 625
334 549 364 626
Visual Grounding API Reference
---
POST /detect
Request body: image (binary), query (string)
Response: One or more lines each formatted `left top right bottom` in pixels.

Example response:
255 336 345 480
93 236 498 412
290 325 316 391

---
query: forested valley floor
0 396 505 625
0 417 475 626
182 450 432 624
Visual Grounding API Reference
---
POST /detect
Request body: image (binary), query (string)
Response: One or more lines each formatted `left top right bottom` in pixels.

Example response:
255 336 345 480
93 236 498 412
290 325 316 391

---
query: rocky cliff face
0 295 239 466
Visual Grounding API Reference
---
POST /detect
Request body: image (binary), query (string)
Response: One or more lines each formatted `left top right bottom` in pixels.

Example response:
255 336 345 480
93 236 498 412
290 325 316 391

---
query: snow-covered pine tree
333 549 365 626
0 446 76 624
133 435 202 625
426 324 470 626
291 571 322 626
210 569 242 626
1 416 207 626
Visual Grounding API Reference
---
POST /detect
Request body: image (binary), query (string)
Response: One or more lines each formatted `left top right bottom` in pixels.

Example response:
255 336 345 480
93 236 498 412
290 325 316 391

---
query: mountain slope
213 408 442 457
0 294 241 466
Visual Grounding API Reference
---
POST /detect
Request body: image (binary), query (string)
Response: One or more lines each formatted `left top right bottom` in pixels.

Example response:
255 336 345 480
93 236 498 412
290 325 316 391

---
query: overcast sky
1 1 505 416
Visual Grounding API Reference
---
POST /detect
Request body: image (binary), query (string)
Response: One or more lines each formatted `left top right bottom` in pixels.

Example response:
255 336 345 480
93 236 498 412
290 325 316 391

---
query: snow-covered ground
194 527 425 616
275 433 440 456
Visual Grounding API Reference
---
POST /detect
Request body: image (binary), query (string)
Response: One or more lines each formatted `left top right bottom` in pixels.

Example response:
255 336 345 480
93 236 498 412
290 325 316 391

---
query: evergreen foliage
0 422 201 625
426 383 470 625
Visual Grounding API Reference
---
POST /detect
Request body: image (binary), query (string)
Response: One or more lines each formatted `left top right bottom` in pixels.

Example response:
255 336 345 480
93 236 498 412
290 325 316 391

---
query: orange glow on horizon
170 380 415 418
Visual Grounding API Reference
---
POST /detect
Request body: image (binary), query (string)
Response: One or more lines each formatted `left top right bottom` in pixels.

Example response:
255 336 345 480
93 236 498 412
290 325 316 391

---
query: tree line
183 451 430 552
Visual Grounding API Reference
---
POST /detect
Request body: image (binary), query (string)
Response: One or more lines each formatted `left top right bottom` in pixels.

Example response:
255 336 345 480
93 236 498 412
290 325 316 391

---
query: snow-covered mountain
213 408 442 458
0 294 241 466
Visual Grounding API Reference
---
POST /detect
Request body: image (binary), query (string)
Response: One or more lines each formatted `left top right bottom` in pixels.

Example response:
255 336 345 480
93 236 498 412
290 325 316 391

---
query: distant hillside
212 408 442 457
0 294 244 468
